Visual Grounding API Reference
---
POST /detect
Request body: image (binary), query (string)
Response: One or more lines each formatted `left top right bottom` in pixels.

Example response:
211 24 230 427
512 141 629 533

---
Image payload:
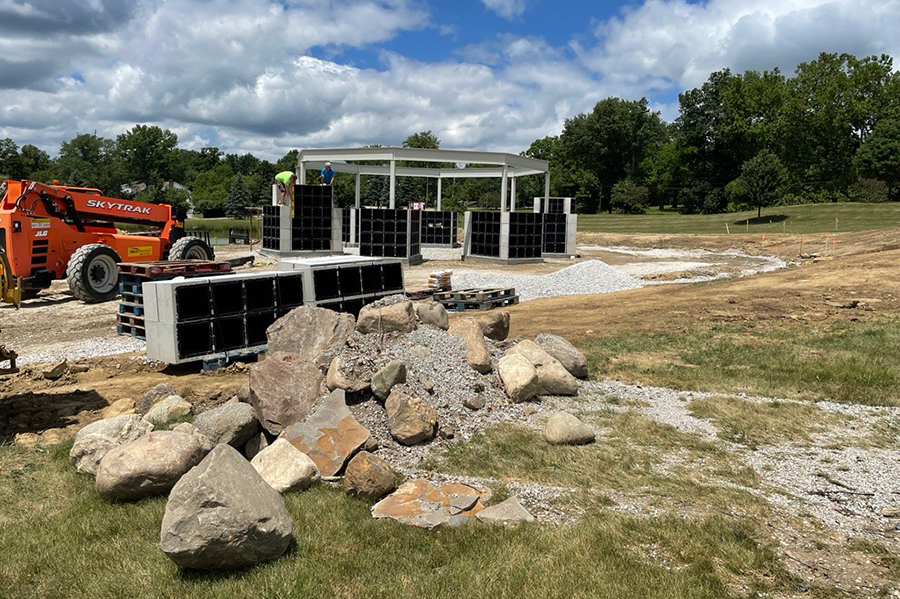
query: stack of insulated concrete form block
340 207 362 246
463 211 544 264
532 197 572 214
142 271 305 365
259 185 343 258
420 210 458 247
358 208 422 264
277 255 405 316
532 197 578 257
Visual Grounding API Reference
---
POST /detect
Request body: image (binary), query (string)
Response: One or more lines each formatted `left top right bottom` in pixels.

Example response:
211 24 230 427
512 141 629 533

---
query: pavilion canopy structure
297 147 550 211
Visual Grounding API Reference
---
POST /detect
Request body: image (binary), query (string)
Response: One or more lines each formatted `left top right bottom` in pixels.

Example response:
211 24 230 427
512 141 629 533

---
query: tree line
523 52 900 216
1 52 898 218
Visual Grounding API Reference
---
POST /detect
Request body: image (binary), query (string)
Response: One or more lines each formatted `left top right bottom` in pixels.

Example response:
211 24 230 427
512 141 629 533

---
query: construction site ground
3 228 900 596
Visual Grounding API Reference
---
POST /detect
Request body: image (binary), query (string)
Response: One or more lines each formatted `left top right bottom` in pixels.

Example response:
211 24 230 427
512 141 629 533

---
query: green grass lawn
0 442 805 599
184 217 259 235
579 319 900 406
577 202 900 235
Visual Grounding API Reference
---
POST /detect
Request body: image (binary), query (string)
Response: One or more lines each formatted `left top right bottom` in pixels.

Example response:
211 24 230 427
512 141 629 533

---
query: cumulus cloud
581 0 900 91
0 0 898 161
481 0 529 20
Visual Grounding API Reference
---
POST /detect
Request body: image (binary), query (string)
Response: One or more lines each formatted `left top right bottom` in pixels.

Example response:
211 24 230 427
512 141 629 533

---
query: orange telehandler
0 179 214 305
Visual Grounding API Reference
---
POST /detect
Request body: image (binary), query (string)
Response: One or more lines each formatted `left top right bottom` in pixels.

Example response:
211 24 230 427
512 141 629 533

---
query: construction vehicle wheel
66 244 122 303
169 237 215 261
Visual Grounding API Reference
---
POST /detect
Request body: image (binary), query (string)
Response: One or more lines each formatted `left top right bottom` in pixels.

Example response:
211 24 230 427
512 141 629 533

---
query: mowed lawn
578 202 900 234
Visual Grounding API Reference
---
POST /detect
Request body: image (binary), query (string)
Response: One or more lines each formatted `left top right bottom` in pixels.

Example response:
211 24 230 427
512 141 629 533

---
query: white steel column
298 162 306 185
544 172 550 201
500 165 508 212
437 178 442 211
389 160 397 208
510 176 517 212
354 173 361 208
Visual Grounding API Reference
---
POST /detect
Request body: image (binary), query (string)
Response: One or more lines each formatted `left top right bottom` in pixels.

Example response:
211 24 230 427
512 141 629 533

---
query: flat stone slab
476 496 536 525
281 390 371 477
372 480 490 529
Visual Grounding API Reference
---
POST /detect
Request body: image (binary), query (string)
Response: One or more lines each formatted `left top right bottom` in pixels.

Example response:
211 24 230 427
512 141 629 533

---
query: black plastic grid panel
469 212 501 258
171 274 303 360
341 207 351 243
536 197 566 214
262 205 280 250
408 209 420 257
421 211 457 245
542 213 568 254
168 266 398 361
509 212 543 259
359 208 417 258
291 185 333 251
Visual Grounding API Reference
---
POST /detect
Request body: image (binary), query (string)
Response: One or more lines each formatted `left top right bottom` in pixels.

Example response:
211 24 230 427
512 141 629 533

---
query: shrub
610 180 649 214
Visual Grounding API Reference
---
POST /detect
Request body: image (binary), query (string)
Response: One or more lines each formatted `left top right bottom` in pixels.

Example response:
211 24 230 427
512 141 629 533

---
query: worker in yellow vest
274 171 297 206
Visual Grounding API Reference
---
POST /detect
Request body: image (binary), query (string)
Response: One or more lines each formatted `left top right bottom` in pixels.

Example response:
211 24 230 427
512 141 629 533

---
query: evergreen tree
223 175 251 218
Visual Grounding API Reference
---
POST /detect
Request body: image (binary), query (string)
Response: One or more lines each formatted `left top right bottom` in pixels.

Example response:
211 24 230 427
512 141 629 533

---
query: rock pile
68 299 587 570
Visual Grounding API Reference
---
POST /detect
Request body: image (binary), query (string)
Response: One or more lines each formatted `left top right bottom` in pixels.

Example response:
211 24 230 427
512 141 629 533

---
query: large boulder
370 359 407 401
170 423 215 455
249 352 323 435
70 414 154 476
281 389 372 477
535 333 588 379
357 301 417 335
385 389 438 446
160 444 293 570
137 383 177 415
266 305 356 370
343 451 396 499
95 431 207 500
497 354 540 403
415 301 449 330
192 402 258 447
544 412 595 446
448 318 492 374
507 340 579 396
475 311 510 341
143 395 192 427
372 480 490 529
476 496 535 525
251 438 320 493
325 355 371 394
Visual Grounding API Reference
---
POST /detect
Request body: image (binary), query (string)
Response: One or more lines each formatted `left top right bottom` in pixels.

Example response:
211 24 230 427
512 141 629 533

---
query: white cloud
481 0 528 20
0 0 898 163
581 0 900 90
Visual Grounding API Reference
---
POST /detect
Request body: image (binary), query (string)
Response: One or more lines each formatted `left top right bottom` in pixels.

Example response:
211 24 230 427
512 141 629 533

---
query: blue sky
0 0 898 160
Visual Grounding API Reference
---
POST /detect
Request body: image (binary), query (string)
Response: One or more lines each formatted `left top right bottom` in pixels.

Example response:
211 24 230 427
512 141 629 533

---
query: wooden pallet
440 294 519 312
118 302 145 316
117 313 145 327
120 291 144 305
433 287 515 302
117 260 231 278
116 323 146 340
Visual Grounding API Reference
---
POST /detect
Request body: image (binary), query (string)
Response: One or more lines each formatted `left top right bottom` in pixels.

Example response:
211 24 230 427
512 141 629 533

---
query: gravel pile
17 336 147 366
453 260 643 301
338 326 532 471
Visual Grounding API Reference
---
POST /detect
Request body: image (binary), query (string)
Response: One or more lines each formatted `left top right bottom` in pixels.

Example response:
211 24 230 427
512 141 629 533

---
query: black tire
66 243 122 303
169 237 215 261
